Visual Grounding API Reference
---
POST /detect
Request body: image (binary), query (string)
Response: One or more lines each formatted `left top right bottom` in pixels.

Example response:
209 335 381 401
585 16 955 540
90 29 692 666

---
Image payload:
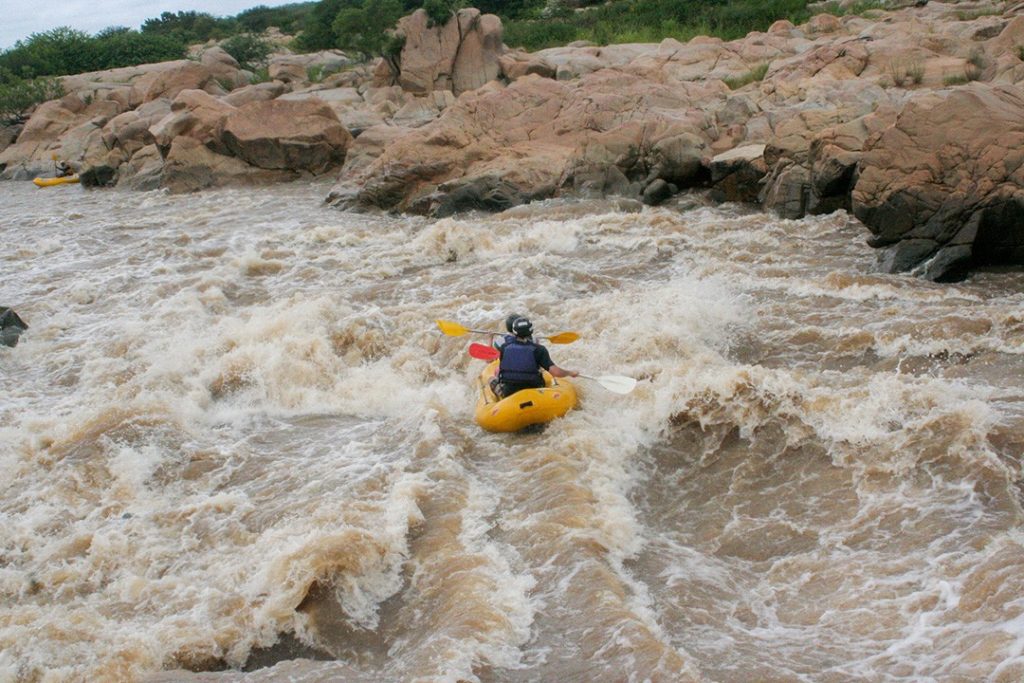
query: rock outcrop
853 84 1024 279
329 72 725 214
381 8 505 95
5 1 1024 278
220 99 352 173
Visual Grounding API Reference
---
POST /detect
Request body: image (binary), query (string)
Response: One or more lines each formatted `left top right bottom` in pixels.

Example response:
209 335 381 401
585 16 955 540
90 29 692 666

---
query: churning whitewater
1 182 1023 683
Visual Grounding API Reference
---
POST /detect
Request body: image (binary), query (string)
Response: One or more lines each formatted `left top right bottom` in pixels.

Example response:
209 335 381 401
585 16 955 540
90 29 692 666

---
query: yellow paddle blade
436 319 470 336
545 331 579 344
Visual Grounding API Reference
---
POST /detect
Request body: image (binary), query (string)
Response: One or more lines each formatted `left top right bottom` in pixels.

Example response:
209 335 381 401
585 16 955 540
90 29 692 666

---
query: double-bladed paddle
467 343 637 395
436 319 579 344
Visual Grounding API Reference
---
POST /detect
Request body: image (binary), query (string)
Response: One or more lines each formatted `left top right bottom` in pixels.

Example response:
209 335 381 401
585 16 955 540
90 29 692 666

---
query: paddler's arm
548 365 579 378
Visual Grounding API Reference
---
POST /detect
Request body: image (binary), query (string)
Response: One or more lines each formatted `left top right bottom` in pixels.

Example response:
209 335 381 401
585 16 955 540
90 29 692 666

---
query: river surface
1 181 1023 683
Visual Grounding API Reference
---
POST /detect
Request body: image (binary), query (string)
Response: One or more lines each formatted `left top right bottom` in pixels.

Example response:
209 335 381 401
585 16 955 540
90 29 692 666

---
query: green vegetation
296 0 813 54
943 72 969 86
499 0 811 51
815 0 885 17
331 0 406 57
965 48 987 81
0 70 64 124
0 27 184 81
2 0 822 85
236 4 316 34
0 4 315 83
907 61 924 85
221 33 273 70
423 0 466 26
724 62 769 90
251 66 272 83
140 11 235 43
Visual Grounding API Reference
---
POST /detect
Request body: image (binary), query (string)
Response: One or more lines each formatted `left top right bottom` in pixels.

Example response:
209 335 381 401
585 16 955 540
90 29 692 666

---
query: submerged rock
0 308 28 348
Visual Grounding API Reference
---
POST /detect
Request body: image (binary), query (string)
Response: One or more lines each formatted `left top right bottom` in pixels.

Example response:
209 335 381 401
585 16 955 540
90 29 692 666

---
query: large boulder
542 43 659 81
393 8 505 95
200 46 248 90
760 101 901 218
853 84 1024 280
161 137 296 193
129 61 222 107
150 89 236 155
268 56 308 84
117 144 164 191
498 50 556 81
102 99 172 157
222 81 287 107
709 144 768 203
220 99 352 173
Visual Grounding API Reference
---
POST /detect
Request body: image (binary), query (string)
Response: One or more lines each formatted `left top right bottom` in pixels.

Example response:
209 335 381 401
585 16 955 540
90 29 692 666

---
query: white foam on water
2 183 1023 681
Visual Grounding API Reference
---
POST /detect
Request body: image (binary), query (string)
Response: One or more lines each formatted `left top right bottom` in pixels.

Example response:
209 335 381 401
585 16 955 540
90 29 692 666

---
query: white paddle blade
580 374 637 394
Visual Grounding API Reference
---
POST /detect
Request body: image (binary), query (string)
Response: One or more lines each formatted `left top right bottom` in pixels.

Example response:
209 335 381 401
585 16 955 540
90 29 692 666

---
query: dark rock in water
709 144 767 204
922 244 973 282
761 160 809 219
876 239 938 273
572 166 634 199
432 176 525 217
0 307 28 348
81 165 118 187
642 179 674 206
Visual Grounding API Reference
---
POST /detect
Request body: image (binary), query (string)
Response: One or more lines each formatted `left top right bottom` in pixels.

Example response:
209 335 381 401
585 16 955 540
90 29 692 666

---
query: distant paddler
51 153 75 178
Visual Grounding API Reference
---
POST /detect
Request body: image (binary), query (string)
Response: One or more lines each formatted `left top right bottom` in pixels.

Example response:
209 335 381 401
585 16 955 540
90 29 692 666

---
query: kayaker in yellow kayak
490 316 579 398
51 153 74 177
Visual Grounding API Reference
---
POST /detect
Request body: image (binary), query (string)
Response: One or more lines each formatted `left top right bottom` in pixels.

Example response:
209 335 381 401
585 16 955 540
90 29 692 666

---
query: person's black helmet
505 313 523 333
512 317 533 338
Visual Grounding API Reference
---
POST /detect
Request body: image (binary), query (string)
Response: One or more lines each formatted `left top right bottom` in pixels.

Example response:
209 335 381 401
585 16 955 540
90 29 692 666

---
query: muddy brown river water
2 181 1022 682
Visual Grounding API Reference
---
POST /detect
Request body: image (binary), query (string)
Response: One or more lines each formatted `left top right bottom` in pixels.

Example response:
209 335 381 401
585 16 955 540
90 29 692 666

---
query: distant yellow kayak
474 360 578 433
33 175 79 188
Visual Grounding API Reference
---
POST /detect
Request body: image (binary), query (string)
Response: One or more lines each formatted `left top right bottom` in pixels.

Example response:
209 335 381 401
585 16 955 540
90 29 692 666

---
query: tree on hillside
422 0 465 26
0 69 64 124
0 27 93 79
140 11 235 43
296 0 347 51
331 0 404 57
237 3 316 34
221 33 273 70
83 29 184 71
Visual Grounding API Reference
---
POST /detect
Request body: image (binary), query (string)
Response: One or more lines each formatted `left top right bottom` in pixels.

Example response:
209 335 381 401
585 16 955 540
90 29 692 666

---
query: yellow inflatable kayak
474 360 578 433
33 175 79 187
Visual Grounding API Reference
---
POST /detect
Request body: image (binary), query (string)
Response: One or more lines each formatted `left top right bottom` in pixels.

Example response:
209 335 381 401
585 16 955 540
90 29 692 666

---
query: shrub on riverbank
0 71 64 124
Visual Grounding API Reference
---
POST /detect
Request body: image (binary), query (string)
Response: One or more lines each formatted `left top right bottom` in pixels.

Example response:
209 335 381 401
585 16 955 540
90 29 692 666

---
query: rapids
1 181 1022 682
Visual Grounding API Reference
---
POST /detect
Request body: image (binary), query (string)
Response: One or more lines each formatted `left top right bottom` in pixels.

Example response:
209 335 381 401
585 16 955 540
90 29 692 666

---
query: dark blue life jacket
499 339 540 383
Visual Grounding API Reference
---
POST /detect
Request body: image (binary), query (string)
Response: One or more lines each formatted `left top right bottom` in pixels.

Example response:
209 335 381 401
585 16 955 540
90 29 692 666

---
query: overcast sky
1 1 300 50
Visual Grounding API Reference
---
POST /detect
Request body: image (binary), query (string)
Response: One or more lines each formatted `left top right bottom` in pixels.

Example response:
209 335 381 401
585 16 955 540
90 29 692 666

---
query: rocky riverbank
3 1 1024 279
